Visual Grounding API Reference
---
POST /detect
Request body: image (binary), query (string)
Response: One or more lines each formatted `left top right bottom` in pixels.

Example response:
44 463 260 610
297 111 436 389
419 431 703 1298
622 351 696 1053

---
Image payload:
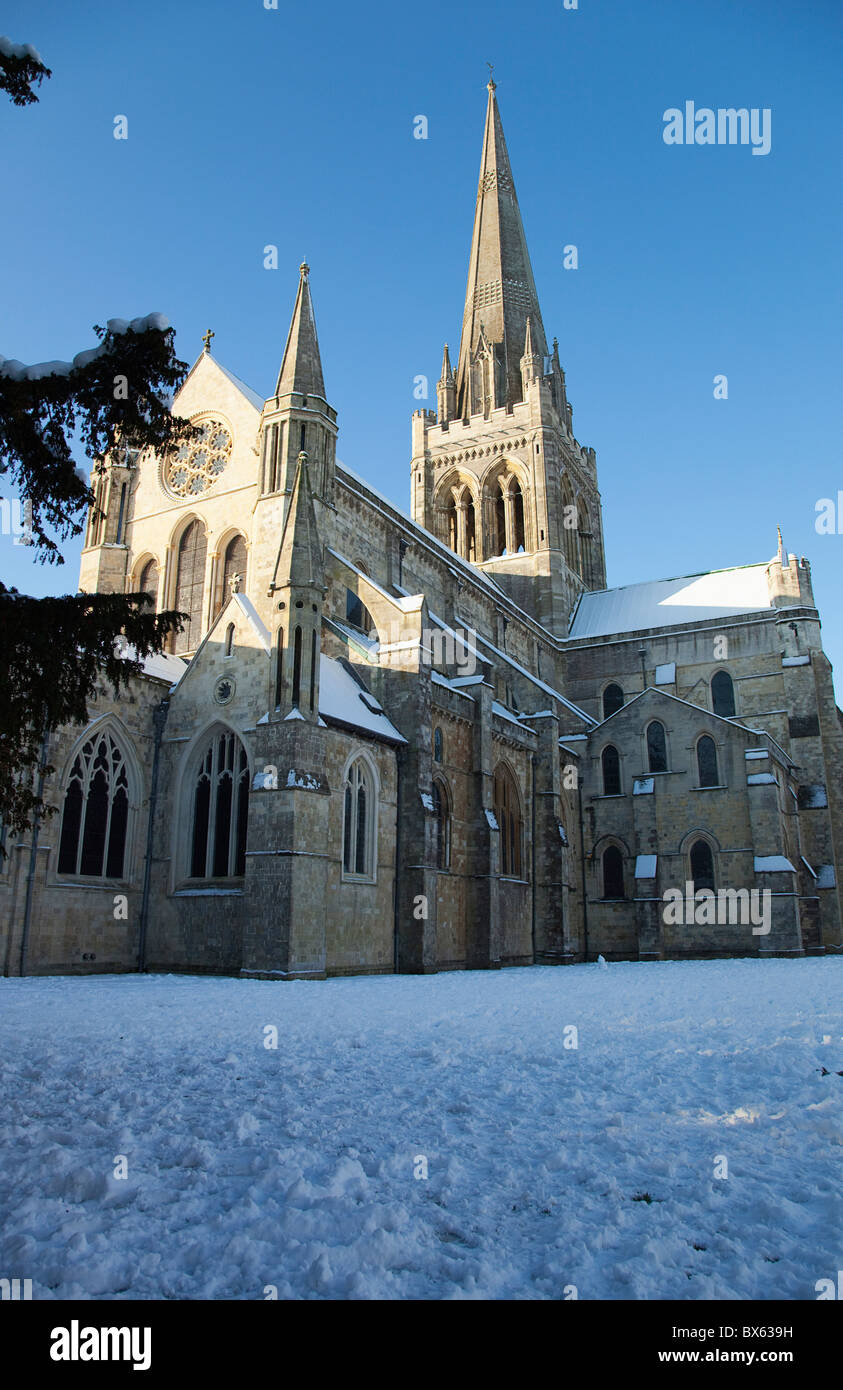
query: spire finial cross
486 62 496 91
202 328 214 354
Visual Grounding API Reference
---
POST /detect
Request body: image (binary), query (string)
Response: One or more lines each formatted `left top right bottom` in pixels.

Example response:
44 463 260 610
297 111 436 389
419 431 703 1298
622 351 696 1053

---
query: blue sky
1 0 841 694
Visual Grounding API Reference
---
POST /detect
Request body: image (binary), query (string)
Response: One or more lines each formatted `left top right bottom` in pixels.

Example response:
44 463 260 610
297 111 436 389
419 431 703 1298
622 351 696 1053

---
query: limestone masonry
3 82 840 976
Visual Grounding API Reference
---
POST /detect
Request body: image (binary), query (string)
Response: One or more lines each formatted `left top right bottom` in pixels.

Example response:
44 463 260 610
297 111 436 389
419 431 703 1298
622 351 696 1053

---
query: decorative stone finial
229 572 241 594
486 62 496 91
299 261 309 279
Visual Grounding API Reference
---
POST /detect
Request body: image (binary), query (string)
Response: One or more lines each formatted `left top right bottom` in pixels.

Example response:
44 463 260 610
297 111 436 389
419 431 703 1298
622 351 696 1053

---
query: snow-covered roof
118 641 187 685
141 650 188 684
491 700 534 733
318 655 405 744
232 592 271 652
568 564 773 640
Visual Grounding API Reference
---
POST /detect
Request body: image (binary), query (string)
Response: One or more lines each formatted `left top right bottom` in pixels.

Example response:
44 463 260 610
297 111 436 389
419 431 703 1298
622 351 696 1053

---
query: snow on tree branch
0 36 52 105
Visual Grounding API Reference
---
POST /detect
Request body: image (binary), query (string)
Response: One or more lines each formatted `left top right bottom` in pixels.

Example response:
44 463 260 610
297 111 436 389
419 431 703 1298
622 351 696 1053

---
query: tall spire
275 262 326 399
455 78 548 416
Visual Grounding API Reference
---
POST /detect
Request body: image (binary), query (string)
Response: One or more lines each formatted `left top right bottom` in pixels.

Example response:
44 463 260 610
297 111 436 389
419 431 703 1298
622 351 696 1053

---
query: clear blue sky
2 0 841 695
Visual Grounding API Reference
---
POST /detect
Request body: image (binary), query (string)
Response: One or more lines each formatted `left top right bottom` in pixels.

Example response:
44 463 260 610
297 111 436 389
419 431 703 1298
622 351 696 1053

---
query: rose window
166 420 232 497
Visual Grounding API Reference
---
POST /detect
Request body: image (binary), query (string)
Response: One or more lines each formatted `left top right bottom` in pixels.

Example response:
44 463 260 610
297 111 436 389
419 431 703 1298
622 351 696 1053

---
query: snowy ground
1 958 841 1300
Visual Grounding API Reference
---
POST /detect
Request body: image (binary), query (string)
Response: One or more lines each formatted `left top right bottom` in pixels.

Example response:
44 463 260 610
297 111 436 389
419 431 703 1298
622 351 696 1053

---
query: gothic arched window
561 483 579 573
603 683 623 719
173 519 207 654
697 735 719 788
602 845 624 899
602 744 621 796
189 729 249 879
494 485 506 556
432 778 451 870
137 558 159 610
446 494 458 553
343 757 376 878
647 721 668 774
711 670 736 717
216 533 247 617
58 728 132 879
433 726 443 763
690 839 715 893
225 623 235 657
465 498 477 562
494 764 522 877
511 482 525 552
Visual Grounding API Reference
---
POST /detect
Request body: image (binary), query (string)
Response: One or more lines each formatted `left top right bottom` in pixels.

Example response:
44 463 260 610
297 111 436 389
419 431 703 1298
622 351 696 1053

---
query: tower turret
268 451 324 722
258 263 337 507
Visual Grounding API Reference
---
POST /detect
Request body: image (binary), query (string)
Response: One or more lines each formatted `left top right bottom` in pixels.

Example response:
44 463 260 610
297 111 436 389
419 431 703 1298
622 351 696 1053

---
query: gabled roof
174 350 265 413
587 686 795 767
568 564 773 640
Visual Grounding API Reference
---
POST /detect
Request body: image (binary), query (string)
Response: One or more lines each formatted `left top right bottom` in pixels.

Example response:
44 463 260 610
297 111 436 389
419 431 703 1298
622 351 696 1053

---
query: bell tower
411 78 606 635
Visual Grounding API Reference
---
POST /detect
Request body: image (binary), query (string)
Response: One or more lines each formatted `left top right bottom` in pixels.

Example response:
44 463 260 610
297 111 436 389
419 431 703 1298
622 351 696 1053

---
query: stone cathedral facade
2 82 841 978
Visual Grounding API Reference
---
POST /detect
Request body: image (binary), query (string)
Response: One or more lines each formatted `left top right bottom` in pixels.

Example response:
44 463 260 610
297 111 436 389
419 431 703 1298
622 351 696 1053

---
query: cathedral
2 80 841 978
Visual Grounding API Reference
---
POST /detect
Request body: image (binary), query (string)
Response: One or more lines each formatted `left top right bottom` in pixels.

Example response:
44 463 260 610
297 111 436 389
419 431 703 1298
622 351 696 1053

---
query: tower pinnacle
275 262 326 400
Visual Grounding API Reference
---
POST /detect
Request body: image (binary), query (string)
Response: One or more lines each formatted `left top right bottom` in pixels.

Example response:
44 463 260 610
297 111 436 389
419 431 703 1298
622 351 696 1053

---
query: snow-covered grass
1 959 840 1300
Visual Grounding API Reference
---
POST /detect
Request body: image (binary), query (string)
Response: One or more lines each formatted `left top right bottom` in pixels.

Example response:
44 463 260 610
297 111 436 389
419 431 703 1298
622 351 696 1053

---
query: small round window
165 419 232 497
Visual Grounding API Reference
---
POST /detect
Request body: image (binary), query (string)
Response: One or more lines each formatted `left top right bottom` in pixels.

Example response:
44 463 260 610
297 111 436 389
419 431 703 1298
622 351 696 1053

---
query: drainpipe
18 716 50 978
392 746 403 974
530 752 537 964
577 773 589 963
137 698 169 973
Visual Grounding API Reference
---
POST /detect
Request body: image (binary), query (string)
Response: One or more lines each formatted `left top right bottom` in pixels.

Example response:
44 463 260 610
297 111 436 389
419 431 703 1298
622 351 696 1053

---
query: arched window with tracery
602 744 621 795
711 670 735 717
647 721 668 773
432 778 451 870
137 557 159 611
433 726 443 763
173 519 207 653
58 727 132 878
189 728 249 879
494 763 522 877
690 839 715 893
343 757 376 878
561 482 579 573
603 683 623 719
697 735 719 788
216 533 247 617
602 845 625 899
579 503 594 582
